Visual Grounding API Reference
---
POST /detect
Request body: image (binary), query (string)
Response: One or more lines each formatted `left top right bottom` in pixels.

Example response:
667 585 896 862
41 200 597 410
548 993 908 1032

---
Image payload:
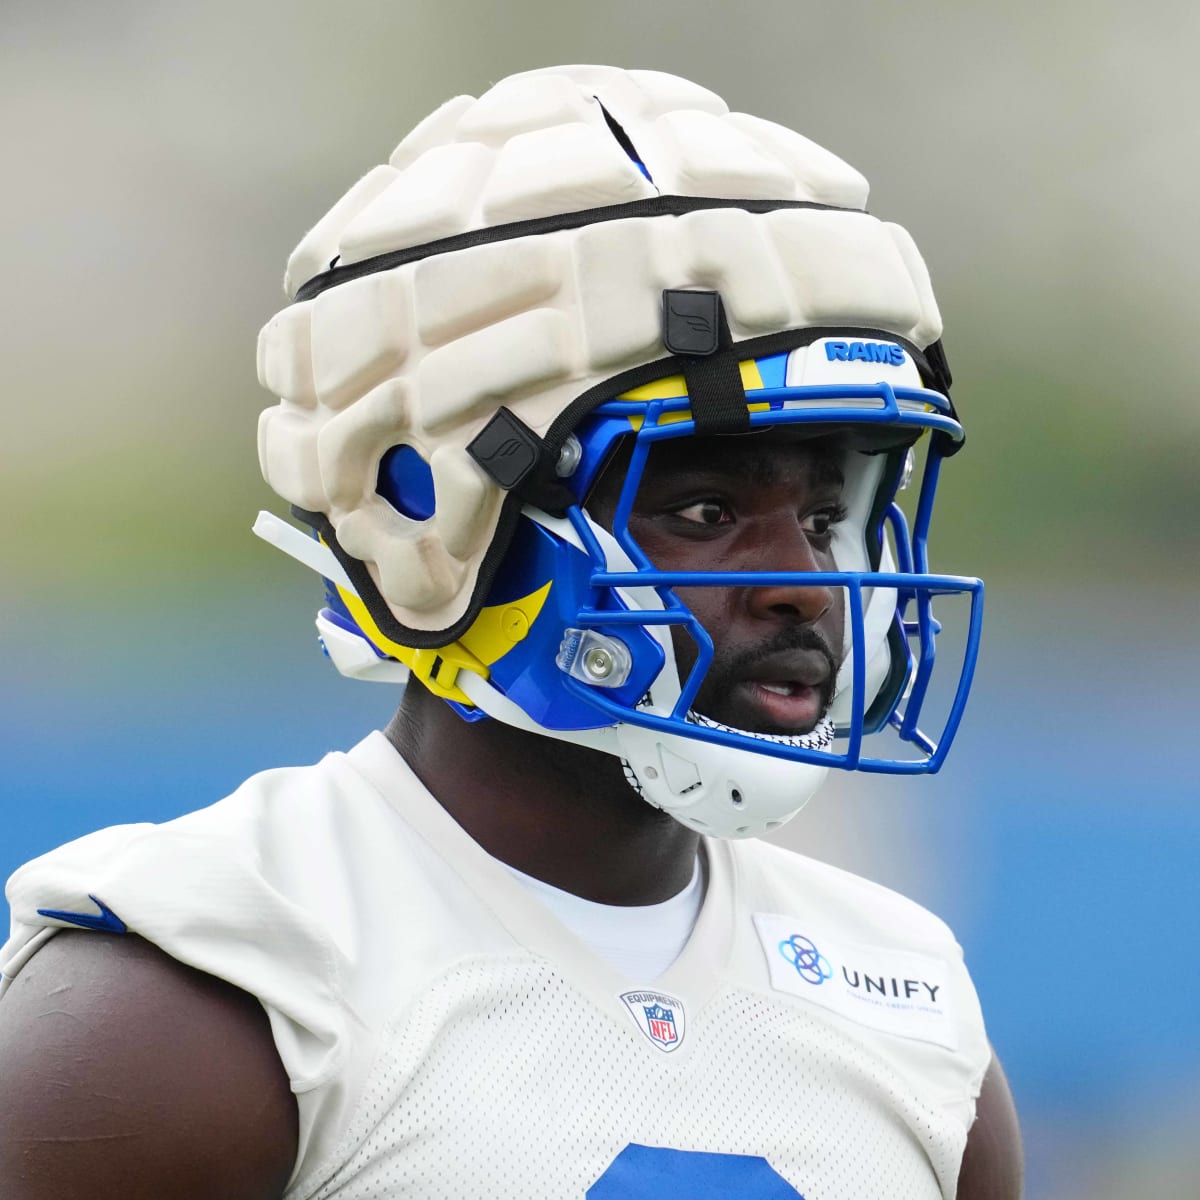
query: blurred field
3 4 1198 1196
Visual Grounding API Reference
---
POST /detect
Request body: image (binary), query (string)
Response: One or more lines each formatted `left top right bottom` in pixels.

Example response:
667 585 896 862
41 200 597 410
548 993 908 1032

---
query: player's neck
384 684 699 906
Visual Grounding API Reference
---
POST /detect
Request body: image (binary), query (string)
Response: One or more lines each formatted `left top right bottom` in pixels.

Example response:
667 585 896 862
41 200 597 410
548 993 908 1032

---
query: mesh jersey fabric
2 732 990 1198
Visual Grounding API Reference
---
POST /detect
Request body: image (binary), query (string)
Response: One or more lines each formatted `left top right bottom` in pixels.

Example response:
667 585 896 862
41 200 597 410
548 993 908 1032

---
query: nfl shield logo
619 988 687 1053
643 1003 678 1046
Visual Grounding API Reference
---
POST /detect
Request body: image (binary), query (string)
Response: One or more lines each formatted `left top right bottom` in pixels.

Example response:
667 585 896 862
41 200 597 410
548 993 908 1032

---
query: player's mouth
739 679 825 730
694 649 834 736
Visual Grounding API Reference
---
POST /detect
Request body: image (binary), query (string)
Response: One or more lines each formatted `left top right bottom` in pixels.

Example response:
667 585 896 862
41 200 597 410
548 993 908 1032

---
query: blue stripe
37 894 127 934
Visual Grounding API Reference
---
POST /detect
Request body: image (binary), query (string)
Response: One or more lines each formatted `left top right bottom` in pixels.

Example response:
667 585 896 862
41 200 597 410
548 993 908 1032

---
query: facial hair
683 625 840 735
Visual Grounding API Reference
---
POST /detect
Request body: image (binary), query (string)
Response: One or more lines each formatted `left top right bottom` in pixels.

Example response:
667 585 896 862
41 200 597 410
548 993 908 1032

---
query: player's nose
742 520 835 626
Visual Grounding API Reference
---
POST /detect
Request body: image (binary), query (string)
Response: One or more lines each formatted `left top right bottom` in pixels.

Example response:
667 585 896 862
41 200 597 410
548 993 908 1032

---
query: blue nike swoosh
37 895 127 935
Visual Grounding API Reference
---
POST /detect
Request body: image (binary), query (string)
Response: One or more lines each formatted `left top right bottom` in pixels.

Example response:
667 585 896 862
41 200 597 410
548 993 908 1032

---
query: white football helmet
254 66 982 837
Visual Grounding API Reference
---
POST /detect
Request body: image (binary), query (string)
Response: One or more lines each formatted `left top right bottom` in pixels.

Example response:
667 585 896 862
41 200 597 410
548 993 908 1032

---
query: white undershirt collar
504 856 705 982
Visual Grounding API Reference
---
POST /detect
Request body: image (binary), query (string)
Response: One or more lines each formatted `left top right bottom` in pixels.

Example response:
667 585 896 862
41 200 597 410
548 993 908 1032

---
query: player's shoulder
1 732 416 1036
0 930 297 1200
728 835 961 953
728 836 991 1119
0 731 440 1194
6 732 392 915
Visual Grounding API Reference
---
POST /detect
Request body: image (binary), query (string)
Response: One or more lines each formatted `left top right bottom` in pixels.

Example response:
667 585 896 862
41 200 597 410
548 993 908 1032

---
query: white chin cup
458 655 833 841
616 721 831 839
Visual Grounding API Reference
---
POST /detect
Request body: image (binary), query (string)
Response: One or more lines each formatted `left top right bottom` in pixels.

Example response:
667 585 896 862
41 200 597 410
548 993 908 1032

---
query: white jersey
2 733 990 1199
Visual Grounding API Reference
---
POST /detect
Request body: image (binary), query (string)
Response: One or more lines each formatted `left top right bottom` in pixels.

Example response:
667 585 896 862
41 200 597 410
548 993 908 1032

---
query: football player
0 66 1021 1199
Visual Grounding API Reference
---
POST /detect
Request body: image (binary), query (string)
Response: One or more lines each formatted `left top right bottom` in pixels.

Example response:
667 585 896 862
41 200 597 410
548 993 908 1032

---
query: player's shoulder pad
729 836 961 955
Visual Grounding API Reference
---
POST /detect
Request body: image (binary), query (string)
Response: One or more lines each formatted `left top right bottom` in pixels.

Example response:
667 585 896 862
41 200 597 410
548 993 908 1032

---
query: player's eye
802 503 849 539
673 499 733 526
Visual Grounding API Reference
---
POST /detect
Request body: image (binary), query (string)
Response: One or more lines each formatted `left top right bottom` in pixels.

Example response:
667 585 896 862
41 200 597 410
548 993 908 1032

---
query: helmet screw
556 434 583 478
582 646 615 680
556 628 632 688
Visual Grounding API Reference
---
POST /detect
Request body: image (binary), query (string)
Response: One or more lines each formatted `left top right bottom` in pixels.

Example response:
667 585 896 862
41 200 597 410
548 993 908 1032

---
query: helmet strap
662 289 750 436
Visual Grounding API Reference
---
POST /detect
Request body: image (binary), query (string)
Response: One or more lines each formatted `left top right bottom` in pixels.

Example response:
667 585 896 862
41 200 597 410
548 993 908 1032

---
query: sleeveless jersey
2 732 990 1199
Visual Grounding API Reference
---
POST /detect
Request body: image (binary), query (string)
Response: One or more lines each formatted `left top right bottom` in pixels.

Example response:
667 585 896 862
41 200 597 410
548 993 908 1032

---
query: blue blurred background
3 4 1198 1195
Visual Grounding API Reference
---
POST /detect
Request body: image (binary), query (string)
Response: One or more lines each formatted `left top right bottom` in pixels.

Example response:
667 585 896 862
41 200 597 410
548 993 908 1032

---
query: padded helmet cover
256 65 944 645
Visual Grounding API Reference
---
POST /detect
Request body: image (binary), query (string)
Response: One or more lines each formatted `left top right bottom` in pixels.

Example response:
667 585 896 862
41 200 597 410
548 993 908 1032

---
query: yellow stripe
334 573 553 706
620 374 688 402
460 582 553 666
622 358 769 430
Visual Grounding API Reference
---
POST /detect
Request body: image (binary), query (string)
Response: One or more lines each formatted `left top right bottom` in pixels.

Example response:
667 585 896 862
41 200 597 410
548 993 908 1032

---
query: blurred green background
3 3 1198 1196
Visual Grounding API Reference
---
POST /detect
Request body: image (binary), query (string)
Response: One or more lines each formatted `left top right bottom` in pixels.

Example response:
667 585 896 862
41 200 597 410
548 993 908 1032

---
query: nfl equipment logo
643 1003 677 1046
619 988 687 1053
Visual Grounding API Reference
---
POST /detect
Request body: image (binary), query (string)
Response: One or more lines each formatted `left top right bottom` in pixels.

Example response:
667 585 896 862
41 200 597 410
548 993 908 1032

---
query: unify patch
753 913 958 1050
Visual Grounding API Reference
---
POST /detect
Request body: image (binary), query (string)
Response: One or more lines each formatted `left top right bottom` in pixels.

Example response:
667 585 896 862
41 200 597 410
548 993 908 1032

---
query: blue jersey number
588 1143 803 1198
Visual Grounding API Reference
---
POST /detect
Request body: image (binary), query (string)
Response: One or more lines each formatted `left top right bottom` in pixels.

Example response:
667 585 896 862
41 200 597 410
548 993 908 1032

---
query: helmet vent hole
730 788 744 807
765 820 782 831
377 444 435 521
643 765 659 780
595 99 654 183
